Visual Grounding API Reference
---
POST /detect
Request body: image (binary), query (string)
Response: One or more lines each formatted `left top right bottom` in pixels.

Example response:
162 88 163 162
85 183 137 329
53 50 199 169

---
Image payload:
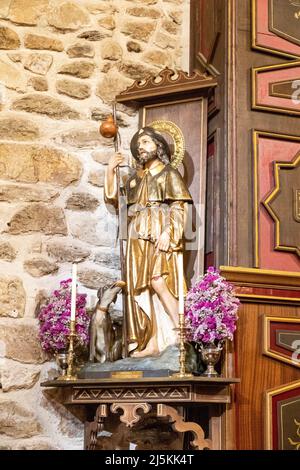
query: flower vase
200 343 222 377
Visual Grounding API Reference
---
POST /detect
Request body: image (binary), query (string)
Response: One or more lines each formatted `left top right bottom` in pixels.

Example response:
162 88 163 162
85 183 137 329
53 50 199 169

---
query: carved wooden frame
268 0 300 47
252 61 300 116
220 265 300 304
262 154 300 257
262 315 300 367
265 379 300 449
252 0 300 59
253 130 300 270
116 68 217 104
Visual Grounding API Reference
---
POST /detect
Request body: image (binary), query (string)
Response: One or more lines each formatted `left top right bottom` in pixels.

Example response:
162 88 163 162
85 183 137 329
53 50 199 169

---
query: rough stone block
24 33 64 51
12 94 80 119
6 204 67 236
0 26 20 49
56 79 91 100
24 258 59 277
0 322 46 363
0 277 25 317
48 1 90 31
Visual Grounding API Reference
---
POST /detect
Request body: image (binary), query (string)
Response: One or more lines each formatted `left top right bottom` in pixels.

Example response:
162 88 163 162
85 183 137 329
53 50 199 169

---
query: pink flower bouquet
184 267 239 347
38 279 90 355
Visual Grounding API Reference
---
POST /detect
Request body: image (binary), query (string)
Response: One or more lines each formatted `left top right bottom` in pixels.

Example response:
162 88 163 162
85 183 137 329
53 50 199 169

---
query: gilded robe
105 161 192 355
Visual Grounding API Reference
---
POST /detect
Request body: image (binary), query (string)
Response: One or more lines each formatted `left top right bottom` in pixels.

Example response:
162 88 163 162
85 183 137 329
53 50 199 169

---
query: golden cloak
105 162 192 354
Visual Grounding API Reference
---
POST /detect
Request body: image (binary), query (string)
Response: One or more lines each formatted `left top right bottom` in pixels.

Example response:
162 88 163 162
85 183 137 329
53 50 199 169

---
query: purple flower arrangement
38 279 90 355
184 267 239 346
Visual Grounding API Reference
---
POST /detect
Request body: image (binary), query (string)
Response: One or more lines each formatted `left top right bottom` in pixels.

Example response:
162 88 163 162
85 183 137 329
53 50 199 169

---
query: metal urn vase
55 351 68 378
200 343 222 377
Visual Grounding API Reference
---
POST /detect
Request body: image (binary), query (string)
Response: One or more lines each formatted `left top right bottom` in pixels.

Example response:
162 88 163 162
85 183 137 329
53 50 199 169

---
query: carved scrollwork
84 404 108 451
111 402 151 428
157 404 212 450
116 67 217 103
288 419 300 449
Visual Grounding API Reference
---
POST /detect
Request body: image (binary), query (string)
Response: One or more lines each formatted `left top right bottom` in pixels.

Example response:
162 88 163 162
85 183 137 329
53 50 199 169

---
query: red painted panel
271 387 300 449
270 321 300 358
256 0 300 57
234 286 300 299
256 65 300 112
257 135 300 271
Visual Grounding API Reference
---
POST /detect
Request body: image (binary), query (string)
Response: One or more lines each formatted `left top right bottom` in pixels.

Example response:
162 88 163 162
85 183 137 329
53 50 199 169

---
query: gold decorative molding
111 402 151 428
262 153 300 257
295 189 300 222
252 0 300 59
269 0 300 46
220 266 300 287
157 404 212 450
116 68 217 103
252 61 300 116
253 130 300 268
220 266 300 303
288 419 300 449
265 380 300 449
270 79 296 99
262 315 300 367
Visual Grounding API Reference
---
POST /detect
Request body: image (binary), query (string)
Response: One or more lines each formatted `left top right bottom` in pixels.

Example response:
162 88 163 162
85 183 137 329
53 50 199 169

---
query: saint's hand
155 231 170 253
108 153 124 173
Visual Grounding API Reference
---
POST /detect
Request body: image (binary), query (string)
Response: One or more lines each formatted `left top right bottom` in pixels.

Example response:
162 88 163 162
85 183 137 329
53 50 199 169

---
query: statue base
78 344 197 379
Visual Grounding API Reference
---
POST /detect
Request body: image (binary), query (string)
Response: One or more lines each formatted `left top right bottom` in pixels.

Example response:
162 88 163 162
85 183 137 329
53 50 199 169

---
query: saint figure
105 127 192 357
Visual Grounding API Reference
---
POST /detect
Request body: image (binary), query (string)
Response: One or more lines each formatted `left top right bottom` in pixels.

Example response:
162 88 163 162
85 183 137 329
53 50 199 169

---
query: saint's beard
137 149 157 164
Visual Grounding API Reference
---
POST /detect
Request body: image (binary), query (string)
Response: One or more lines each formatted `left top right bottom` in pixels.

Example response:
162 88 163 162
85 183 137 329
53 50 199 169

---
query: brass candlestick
173 311 193 378
58 320 77 381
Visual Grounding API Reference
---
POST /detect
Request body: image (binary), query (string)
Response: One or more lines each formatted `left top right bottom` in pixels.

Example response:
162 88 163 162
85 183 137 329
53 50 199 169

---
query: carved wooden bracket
116 68 217 103
84 404 108 451
157 403 212 450
111 402 152 428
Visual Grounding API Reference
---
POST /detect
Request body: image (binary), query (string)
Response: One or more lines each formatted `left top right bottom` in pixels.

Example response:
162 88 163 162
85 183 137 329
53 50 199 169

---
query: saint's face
137 134 157 163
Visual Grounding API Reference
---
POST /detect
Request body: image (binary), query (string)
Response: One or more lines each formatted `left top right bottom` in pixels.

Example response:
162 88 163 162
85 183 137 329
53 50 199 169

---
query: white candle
178 252 184 315
70 263 77 321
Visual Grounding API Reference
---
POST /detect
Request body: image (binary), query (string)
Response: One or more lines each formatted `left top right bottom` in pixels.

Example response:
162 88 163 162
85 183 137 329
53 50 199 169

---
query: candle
70 263 77 321
178 253 184 315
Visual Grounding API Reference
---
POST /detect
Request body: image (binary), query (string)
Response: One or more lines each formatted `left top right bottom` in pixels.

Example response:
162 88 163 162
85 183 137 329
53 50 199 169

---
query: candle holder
172 311 193 378
57 320 77 381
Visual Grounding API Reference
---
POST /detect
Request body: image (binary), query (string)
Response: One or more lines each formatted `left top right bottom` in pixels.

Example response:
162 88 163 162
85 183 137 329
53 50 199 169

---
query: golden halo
148 120 185 169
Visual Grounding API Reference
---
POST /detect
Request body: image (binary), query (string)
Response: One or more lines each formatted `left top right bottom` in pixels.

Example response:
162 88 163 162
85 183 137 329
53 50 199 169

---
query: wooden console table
41 376 239 450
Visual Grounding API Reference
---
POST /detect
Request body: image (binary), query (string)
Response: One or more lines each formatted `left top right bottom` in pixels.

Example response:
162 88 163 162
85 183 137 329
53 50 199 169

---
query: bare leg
131 277 178 358
151 276 178 327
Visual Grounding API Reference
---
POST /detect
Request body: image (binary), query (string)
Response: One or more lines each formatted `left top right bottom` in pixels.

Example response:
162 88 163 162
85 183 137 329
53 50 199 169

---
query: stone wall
0 0 188 450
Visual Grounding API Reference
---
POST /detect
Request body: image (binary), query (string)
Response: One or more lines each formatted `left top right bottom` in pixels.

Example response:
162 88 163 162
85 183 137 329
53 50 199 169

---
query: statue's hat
130 126 171 161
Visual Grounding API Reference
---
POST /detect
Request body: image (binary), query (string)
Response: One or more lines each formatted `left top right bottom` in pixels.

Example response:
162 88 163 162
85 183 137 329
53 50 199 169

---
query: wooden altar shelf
41 376 239 451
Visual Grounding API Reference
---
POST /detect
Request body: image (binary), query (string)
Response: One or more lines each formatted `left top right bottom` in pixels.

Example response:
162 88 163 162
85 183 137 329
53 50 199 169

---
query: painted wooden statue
104 125 193 358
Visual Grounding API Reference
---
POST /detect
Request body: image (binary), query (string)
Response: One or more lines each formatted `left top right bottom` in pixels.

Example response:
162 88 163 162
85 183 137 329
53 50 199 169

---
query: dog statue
89 281 125 363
